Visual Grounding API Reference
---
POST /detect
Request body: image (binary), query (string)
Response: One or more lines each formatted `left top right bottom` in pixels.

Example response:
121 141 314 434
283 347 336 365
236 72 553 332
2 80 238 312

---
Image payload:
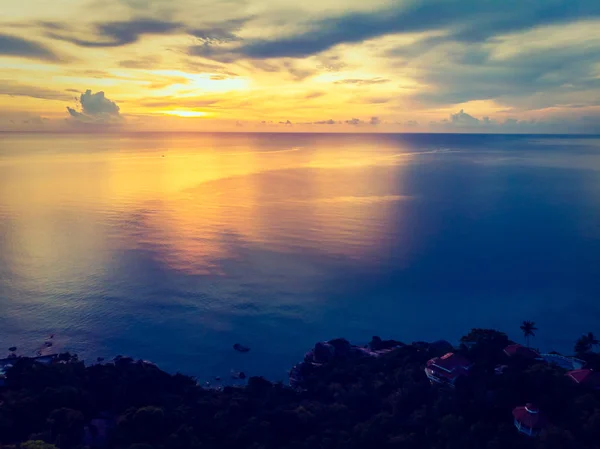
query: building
513 404 546 437
425 352 471 386
503 344 540 359
566 369 600 389
540 353 585 370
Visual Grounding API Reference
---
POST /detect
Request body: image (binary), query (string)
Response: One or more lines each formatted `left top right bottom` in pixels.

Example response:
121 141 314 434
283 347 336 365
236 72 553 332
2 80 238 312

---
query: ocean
0 132 599 382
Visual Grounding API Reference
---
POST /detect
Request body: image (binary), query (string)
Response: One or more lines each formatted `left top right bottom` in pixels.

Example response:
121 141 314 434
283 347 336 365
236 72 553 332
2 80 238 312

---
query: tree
574 332 599 356
520 321 537 348
47 408 84 449
21 441 58 449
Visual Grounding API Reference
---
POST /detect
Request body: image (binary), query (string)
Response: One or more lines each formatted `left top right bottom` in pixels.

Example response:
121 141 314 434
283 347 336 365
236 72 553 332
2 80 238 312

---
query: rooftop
513 404 546 430
428 352 471 373
567 369 600 389
503 344 540 359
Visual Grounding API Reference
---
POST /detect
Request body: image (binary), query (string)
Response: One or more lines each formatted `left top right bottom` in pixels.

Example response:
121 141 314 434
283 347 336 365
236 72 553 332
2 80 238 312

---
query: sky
1 0 600 133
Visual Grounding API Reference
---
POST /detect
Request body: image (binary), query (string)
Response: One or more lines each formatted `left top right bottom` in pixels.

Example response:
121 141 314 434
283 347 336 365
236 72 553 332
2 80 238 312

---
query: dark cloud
334 78 389 85
195 0 599 60
187 44 238 63
0 34 59 61
313 119 338 125
410 43 600 108
369 116 381 125
278 120 293 125
66 89 122 125
46 16 248 51
49 19 182 47
65 88 80 93
188 18 249 44
0 81 73 101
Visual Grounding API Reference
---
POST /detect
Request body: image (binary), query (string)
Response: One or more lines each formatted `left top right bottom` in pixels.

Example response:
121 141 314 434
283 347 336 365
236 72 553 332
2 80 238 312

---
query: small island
1 326 599 449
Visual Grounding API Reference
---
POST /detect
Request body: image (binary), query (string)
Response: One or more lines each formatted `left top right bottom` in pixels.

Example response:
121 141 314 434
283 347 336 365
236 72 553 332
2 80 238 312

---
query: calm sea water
1 132 599 381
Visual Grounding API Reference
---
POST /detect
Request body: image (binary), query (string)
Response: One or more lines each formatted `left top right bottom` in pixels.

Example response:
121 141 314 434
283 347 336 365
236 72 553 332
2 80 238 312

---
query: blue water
0 133 599 382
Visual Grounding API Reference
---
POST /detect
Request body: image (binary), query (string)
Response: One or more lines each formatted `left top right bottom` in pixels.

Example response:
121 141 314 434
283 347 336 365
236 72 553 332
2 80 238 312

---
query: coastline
1 327 599 448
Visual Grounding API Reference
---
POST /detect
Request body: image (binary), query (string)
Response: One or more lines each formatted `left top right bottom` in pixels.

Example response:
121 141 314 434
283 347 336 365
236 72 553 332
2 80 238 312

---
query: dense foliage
1 329 600 449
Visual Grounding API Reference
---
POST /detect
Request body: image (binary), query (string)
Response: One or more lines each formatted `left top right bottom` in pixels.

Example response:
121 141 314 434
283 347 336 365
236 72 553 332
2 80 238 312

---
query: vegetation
1 329 600 449
575 332 599 357
520 321 538 348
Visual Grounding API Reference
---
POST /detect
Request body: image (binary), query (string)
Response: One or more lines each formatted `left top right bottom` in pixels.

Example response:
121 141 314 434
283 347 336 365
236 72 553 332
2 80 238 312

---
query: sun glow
160 110 210 118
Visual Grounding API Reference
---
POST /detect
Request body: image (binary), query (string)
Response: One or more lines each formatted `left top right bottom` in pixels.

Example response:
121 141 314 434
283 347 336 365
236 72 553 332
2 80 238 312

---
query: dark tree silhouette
520 321 538 347
575 332 599 356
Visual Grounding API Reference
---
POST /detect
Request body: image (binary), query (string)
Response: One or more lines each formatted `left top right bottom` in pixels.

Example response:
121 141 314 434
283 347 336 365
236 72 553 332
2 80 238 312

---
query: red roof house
513 404 546 437
425 352 471 386
504 344 540 359
566 369 600 389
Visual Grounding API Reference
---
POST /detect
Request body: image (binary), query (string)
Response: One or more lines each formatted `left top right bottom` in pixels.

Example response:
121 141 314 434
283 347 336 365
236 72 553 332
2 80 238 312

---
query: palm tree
520 321 537 348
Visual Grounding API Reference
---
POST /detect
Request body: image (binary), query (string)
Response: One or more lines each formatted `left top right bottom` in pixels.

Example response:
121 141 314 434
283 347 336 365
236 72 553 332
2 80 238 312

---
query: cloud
278 120 293 125
49 19 182 47
429 109 600 133
22 116 46 125
394 21 600 109
313 119 338 125
243 59 317 81
0 33 60 61
345 118 362 126
359 97 392 104
0 81 73 101
334 78 390 85
66 89 122 125
450 109 480 126
305 91 325 99
188 18 248 44
211 0 600 60
118 56 162 69
369 116 381 125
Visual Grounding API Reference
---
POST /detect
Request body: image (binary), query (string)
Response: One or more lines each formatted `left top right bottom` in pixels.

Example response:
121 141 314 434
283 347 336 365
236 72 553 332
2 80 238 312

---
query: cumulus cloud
0 34 60 61
369 117 381 125
278 120 293 125
313 119 338 125
66 90 122 125
450 109 480 126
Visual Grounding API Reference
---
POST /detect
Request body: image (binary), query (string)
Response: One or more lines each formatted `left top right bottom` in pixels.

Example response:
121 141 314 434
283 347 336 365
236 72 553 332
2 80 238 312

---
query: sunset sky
2 0 600 132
